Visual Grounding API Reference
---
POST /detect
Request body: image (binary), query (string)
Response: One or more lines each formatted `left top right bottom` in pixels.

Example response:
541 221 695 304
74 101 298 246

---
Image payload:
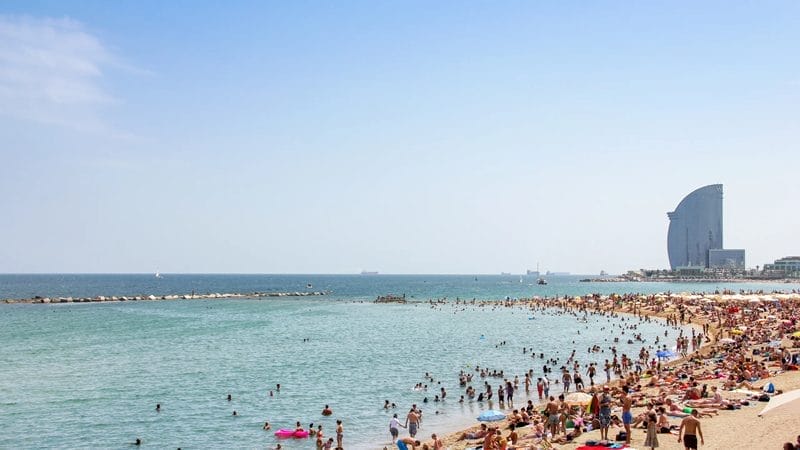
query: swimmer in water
322 404 333 416
263 421 271 430
156 403 161 412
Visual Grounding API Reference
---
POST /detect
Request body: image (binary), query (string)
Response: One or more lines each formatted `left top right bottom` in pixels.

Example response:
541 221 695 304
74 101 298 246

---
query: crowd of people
389 290 800 450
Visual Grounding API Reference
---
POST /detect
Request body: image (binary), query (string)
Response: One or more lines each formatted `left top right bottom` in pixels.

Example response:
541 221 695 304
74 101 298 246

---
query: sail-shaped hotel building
667 184 744 270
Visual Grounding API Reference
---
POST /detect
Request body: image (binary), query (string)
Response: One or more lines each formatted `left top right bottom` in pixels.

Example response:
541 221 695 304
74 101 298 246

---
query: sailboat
155 270 163 279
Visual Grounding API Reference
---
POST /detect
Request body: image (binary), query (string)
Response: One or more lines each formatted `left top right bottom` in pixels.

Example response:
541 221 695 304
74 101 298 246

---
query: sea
2 274 798 449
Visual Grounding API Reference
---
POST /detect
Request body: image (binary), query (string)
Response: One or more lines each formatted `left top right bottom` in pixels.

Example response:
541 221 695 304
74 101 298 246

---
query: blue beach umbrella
477 410 506 422
656 350 675 359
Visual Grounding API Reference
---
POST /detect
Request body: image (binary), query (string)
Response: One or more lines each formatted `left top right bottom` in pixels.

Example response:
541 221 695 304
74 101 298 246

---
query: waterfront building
763 256 800 278
667 184 724 269
708 249 746 269
666 184 747 271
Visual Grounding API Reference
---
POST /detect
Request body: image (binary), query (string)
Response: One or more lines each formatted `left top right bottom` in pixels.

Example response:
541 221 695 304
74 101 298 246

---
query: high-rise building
667 184 724 269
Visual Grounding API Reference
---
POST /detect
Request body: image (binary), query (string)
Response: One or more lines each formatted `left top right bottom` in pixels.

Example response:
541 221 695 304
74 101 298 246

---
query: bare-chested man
405 408 420 438
546 396 560 436
396 437 420 450
621 386 633 446
678 409 704 450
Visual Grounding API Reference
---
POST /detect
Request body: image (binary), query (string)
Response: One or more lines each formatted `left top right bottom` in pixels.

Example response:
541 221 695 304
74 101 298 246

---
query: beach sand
422 292 800 450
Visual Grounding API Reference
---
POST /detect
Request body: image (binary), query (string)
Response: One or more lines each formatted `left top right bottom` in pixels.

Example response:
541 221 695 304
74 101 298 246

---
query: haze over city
1 2 798 274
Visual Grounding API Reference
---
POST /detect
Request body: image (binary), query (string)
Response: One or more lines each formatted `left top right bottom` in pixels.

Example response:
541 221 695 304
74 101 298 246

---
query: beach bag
615 431 627 441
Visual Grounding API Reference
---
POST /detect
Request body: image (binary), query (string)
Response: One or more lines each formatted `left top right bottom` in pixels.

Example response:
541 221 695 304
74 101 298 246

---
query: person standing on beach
405 408 420 438
543 375 550 398
335 419 343 449
536 378 544 399
677 409 704 450
546 396 560 437
621 386 633 446
599 386 612 441
644 411 659 449
389 413 404 442
561 370 572 393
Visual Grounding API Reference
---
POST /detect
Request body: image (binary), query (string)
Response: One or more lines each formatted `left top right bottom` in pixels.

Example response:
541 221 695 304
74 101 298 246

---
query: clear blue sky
1 1 798 274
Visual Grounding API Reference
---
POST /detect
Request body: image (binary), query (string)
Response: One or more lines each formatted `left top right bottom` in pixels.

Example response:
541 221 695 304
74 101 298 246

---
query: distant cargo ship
500 272 512 276
360 271 379 275
546 271 570 276
526 270 540 277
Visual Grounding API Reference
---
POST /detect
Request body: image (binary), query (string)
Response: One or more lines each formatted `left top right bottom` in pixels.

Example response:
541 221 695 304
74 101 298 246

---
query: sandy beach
409 291 800 450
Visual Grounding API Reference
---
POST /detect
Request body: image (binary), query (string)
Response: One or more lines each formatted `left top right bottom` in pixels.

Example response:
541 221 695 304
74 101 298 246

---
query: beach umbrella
792 331 800 338
564 392 592 406
719 338 736 344
656 350 676 358
730 329 744 335
758 388 800 417
477 410 506 422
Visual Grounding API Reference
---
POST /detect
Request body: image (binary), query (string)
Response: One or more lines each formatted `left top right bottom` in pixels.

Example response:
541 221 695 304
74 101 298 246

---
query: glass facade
667 184 723 269
708 249 745 269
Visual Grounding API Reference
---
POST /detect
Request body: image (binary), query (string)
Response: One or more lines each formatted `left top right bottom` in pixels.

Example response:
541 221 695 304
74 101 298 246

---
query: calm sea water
1 275 797 449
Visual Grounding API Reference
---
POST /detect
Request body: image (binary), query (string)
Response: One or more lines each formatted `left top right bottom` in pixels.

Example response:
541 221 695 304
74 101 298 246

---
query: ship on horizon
360 270 379 275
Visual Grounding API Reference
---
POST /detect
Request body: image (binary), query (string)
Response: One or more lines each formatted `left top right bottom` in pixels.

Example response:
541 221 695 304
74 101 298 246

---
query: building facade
667 184 724 269
763 256 800 277
708 249 746 269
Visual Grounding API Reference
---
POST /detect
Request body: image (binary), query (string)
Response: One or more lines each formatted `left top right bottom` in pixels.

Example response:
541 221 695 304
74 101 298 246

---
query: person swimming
322 404 333 416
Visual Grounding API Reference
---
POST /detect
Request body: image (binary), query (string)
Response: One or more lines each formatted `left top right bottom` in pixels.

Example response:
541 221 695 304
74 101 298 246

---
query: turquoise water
1 275 796 449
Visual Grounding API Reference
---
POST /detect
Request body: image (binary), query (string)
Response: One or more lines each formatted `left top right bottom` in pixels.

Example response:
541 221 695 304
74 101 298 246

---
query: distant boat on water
307 283 313 289
500 272 512 276
155 271 162 279
360 271 379 275
537 278 547 285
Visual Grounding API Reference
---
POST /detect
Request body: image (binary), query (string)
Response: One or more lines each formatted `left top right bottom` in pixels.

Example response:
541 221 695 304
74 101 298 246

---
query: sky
1 1 798 274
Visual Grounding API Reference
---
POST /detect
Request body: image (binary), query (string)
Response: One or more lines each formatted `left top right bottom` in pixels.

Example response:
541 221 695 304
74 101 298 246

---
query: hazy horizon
2 2 798 274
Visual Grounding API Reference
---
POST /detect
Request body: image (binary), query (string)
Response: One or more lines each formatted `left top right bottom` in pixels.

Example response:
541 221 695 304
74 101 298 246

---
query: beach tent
564 392 593 406
477 410 506 422
758 388 800 416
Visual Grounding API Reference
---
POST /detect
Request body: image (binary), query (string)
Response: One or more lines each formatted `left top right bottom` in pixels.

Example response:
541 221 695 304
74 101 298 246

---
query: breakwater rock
3 291 328 304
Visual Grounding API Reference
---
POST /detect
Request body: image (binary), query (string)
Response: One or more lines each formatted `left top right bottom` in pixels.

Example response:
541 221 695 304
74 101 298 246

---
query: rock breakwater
3 291 328 304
